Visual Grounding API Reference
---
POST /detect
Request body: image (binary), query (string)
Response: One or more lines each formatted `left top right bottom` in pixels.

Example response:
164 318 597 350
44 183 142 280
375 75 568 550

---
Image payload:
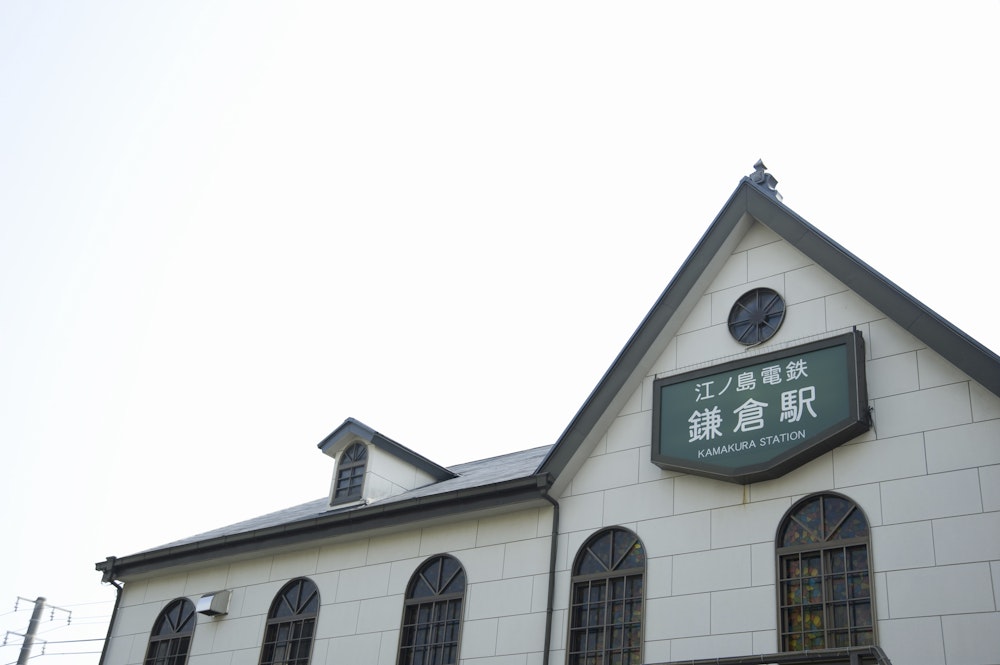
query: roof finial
750 159 782 201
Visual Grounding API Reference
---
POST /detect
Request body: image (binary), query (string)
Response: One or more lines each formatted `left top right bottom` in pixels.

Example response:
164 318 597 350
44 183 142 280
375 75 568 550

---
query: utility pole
3 596 72 665
16 596 45 665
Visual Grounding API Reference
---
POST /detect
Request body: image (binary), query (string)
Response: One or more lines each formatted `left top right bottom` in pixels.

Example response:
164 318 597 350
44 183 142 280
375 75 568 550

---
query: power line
0 596 111 665
19 639 103 646
4 598 72 665
37 623 106 635
4 651 104 665
4 631 110 647
4 635 110 647
53 601 113 609
36 615 110 626
10 600 70 628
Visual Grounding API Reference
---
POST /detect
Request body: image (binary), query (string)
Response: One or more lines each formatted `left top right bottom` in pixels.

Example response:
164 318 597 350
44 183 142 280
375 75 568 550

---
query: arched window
333 442 367 503
260 578 319 665
398 554 466 665
568 527 645 665
777 493 874 651
144 598 196 665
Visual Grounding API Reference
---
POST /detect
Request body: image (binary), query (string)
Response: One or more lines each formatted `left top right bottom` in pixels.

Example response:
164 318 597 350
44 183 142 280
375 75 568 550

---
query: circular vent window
728 288 785 346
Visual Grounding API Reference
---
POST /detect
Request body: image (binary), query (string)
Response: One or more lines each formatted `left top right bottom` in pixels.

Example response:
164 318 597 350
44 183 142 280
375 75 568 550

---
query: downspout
97 557 123 665
540 492 560 665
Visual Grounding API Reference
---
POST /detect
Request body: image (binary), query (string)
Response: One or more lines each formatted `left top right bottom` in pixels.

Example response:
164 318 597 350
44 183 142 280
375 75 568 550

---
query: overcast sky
1 2 998 663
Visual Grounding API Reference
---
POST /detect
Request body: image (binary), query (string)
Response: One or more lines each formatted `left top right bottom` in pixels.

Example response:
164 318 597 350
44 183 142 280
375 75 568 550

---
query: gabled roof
537 163 1000 481
317 416 458 481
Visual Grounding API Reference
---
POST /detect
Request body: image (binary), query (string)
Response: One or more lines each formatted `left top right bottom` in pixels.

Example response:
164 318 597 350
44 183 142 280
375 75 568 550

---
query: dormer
317 417 458 507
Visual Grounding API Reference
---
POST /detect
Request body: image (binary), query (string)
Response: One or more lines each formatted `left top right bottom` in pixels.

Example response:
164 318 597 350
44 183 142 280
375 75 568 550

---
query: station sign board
652 331 869 483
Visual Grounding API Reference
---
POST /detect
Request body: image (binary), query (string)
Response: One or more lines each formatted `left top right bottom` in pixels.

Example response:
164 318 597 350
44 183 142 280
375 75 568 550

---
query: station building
96 164 1000 665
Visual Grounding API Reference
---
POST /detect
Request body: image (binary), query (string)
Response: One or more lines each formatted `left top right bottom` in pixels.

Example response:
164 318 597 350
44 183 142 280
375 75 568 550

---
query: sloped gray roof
154 444 550 551
100 445 552 578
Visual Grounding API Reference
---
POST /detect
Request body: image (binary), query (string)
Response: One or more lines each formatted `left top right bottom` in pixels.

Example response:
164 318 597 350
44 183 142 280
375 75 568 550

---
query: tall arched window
777 493 874 651
144 598 196 665
398 554 466 665
333 442 367 503
260 578 319 665
568 527 645 665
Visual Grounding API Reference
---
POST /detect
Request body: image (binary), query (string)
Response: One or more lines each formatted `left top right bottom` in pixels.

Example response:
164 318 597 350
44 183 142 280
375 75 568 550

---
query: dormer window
333 442 367 504
319 418 458 506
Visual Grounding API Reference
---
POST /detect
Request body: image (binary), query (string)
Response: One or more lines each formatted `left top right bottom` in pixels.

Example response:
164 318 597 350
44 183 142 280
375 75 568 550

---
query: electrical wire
5 653 103 665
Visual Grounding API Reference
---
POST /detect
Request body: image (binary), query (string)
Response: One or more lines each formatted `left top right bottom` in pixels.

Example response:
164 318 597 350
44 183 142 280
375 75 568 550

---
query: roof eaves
536 181 753 478
744 184 1000 396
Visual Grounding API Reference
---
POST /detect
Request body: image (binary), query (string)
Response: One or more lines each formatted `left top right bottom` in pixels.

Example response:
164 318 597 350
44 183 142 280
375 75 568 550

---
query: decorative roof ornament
750 159 782 201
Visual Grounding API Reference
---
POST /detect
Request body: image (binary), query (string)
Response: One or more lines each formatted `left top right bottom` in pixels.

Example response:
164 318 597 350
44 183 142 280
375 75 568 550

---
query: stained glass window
260 578 319 665
398 555 466 665
144 598 196 665
568 528 645 665
333 442 367 503
777 494 874 651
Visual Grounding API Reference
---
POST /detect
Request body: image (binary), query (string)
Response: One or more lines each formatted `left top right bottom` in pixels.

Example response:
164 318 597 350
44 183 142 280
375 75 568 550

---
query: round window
728 288 785 346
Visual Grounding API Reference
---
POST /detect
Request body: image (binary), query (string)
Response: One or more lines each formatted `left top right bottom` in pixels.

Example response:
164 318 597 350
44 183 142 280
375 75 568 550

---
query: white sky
1 2 998 663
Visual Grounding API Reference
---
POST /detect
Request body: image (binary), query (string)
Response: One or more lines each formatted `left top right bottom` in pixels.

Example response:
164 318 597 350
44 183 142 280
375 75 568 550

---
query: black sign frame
651 331 869 484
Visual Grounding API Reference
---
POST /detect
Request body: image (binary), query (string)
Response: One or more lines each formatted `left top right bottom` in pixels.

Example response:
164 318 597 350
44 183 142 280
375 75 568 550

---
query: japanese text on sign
688 358 816 442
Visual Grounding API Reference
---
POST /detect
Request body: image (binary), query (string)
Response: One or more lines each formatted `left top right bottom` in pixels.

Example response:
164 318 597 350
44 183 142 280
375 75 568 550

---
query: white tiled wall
109 507 552 665
551 224 1000 664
